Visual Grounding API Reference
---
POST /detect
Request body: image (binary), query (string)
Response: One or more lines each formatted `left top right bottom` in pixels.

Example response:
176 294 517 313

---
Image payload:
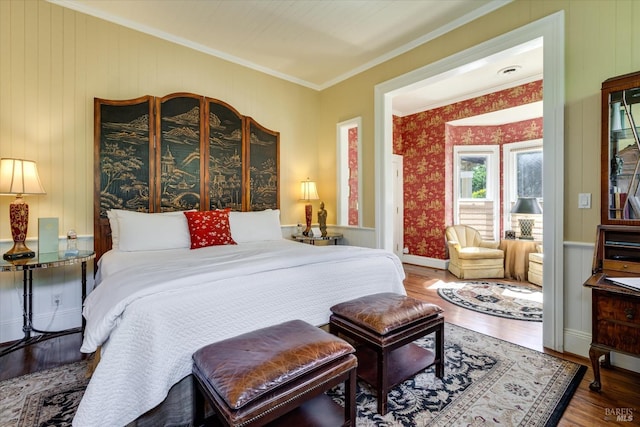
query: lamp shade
300 179 319 201
511 197 542 215
0 158 46 195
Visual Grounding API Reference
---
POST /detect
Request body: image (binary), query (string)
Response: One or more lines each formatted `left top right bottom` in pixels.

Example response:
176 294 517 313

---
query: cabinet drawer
594 321 640 355
603 259 640 274
595 293 640 325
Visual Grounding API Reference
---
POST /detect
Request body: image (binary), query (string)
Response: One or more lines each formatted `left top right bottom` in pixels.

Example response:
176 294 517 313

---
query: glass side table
293 233 343 245
0 250 95 357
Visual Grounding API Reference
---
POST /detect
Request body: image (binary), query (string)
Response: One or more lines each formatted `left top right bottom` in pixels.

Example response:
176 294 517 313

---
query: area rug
1 323 584 427
0 360 89 427
437 280 543 321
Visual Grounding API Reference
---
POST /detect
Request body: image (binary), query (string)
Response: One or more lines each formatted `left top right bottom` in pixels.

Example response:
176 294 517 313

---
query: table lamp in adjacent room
300 178 319 236
511 197 542 240
0 158 46 260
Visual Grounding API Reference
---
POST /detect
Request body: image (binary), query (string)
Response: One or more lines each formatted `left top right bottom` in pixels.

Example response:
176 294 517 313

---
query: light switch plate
578 193 591 209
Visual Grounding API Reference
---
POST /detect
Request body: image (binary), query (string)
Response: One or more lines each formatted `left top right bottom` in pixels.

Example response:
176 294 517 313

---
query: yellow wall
319 0 640 240
2 0 640 244
0 0 320 239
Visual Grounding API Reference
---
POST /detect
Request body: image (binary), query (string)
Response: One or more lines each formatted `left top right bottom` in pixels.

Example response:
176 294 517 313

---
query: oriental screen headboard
94 92 279 261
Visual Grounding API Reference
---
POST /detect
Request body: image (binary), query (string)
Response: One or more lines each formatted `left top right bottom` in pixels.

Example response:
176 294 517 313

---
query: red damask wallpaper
394 80 543 260
348 126 359 225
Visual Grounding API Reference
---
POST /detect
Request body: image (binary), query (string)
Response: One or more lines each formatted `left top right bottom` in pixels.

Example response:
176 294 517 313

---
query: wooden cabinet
584 225 640 391
601 71 640 224
592 224 640 274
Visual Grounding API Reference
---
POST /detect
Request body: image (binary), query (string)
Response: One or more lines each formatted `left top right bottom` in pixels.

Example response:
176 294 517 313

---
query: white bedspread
73 240 405 427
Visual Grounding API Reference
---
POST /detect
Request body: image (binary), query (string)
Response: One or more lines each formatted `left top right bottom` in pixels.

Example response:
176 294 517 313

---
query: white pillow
108 209 178 250
106 210 120 249
229 209 283 243
109 209 192 252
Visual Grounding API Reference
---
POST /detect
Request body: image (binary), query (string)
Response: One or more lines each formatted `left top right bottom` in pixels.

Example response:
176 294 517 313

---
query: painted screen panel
159 96 202 211
208 100 243 211
248 120 279 211
98 100 152 216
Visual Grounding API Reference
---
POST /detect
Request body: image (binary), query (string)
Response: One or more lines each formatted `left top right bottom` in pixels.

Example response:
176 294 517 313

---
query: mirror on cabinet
601 71 640 224
336 117 362 227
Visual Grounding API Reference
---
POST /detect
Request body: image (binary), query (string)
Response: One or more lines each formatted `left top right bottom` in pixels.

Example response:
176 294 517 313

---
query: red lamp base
303 204 312 236
3 196 35 260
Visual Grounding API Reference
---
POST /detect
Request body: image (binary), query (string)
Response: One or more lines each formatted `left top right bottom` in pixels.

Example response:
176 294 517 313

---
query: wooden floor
403 264 640 426
1 263 639 426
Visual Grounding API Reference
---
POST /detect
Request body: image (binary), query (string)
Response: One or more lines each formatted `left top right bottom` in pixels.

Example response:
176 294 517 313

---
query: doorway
374 12 565 351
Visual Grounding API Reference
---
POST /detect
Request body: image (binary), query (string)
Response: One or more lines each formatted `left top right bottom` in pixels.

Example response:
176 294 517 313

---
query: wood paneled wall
0 0 319 242
0 0 319 343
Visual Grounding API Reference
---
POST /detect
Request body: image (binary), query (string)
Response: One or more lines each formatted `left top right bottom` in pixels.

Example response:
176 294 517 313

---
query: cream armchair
445 225 505 279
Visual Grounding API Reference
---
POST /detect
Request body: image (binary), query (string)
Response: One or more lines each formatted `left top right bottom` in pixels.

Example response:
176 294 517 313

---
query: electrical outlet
52 294 61 307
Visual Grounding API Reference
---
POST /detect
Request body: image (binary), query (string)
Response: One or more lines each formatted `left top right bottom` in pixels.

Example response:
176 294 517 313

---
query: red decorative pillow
184 209 237 249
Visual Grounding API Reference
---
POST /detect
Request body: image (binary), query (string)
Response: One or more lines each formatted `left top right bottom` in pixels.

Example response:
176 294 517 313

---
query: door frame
392 154 403 258
374 12 565 351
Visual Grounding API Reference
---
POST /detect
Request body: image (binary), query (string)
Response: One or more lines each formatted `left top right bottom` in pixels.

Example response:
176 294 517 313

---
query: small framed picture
504 230 516 240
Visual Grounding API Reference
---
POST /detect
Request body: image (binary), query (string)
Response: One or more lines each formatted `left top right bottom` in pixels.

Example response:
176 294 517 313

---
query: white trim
393 155 404 258
402 254 449 270
336 117 363 227
375 12 565 351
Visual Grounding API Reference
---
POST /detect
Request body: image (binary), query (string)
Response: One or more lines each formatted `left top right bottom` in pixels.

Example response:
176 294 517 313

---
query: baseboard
0 308 81 344
563 328 591 358
402 254 448 270
564 328 640 374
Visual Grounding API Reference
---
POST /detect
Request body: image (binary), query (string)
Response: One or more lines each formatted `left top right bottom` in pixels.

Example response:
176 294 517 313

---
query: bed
73 208 406 426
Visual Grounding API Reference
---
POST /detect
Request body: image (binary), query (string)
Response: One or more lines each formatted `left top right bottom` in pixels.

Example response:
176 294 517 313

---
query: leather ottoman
329 292 444 415
192 319 357 427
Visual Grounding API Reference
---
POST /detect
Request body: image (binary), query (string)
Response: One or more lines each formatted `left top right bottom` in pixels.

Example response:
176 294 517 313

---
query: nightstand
293 233 343 245
0 250 95 357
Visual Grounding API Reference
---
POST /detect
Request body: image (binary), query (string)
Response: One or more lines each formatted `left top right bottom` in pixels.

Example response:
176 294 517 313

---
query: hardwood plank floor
403 264 640 426
1 263 639 426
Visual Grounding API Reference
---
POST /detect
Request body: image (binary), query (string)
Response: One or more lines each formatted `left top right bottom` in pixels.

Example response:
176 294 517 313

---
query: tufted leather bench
329 292 444 415
192 319 357 427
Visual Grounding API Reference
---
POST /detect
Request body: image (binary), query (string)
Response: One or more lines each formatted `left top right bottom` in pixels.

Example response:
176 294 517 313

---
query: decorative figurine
318 201 327 237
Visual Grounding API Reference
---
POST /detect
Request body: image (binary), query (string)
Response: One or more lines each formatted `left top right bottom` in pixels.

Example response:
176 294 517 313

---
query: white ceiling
51 0 511 90
51 0 541 121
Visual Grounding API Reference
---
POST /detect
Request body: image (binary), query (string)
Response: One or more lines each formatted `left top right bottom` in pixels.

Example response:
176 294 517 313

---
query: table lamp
0 158 46 260
511 197 542 240
300 178 319 236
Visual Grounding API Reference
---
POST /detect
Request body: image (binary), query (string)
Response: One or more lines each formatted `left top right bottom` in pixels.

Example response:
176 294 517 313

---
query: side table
293 233 343 245
499 239 541 281
0 250 95 357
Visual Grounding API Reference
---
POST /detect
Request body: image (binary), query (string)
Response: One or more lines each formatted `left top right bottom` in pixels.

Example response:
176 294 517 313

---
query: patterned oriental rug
437 281 543 321
0 323 584 427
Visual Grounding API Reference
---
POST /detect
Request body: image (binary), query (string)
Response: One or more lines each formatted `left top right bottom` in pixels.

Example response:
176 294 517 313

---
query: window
503 139 543 239
453 145 499 240
336 117 362 226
